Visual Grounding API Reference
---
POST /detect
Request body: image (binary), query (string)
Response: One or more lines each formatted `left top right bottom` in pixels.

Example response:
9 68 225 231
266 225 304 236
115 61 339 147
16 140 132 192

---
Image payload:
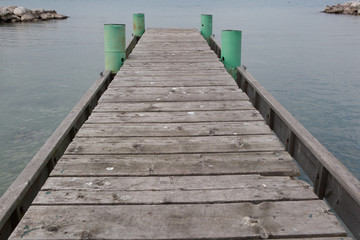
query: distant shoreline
0 6 68 23
323 1 360 15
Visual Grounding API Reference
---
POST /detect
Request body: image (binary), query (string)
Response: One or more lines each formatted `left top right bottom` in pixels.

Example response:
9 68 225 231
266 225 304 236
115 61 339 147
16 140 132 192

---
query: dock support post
221 30 242 78
201 14 212 43
104 24 126 74
133 13 145 37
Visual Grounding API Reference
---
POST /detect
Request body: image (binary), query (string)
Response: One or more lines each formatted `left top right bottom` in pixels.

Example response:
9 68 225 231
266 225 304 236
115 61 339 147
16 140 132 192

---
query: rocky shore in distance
0 6 68 23
323 1 360 15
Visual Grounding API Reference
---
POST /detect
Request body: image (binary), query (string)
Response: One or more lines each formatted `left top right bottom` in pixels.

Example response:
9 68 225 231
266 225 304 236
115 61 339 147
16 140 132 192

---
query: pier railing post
221 30 242 78
201 14 212 43
104 24 126 74
133 13 145 37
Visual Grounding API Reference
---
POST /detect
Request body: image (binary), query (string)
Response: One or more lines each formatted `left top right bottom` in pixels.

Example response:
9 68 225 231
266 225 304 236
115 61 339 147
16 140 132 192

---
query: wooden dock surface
9 29 349 239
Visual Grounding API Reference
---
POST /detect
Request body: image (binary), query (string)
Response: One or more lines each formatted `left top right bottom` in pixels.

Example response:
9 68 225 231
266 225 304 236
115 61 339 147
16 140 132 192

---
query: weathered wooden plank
33 175 316 205
125 58 221 63
10 201 346 239
86 110 263 123
138 38 206 42
110 74 237 87
140 35 204 40
51 152 299 177
117 69 230 76
65 135 285 155
38 175 311 192
77 122 269 137
93 101 254 112
126 52 218 59
120 65 224 71
111 75 236 86
135 42 209 46
99 87 249 102
110 79 236 87
123 62 224 69
133 46 210 51
34 187 314 205
104 86 242 94
146 28 199 32
99 93 248 102
130 49 214 55
112 74 235 82
141 31 203 36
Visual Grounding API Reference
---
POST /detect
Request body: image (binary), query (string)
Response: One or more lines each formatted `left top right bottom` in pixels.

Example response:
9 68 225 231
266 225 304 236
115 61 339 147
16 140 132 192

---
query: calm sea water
0 0 359 197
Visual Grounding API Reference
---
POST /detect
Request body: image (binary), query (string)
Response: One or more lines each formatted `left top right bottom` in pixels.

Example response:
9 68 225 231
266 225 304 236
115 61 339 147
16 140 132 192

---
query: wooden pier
4 29 354 239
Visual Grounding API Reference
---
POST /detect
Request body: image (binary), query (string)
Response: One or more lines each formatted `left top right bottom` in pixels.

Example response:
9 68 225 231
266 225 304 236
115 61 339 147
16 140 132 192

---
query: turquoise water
0 0 359 196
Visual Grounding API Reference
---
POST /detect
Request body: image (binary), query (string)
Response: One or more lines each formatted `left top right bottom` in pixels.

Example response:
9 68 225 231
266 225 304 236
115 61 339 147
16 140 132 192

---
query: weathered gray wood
110 79 236 87
77 122 270 137
134 46 210 51
105 86 242 93
10 201 346 239
120 65 224 71
6 28 350 240
99 86 249 102
126 54 219 62
237 66 360 238
126 35 139 58
93 101 254 112
112 73 235 81
123 62 224 69
110 74 237 87
34 175 316 205
51 152 299 177
117 69 230 76
39 175 312 192
131 49 214 56
65 135 285 155
99 93 248 102
86 110 263 123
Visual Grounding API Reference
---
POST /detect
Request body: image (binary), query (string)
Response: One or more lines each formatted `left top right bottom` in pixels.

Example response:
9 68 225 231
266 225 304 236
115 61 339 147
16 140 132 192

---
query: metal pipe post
221 30 242 78
201 14 212 43
133 13 145 37
104 24 126 73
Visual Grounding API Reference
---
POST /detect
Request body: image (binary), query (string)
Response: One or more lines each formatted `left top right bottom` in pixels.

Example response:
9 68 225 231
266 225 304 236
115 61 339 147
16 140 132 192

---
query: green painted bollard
104 24 126 74
221 30 242 78
201 14 212 43
133 13 145 37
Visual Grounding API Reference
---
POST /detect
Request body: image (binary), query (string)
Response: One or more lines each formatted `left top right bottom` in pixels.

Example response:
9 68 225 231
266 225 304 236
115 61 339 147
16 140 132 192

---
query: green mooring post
201 14 212 43
133 13 145 37
104 24 126 74
221 30 242 78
